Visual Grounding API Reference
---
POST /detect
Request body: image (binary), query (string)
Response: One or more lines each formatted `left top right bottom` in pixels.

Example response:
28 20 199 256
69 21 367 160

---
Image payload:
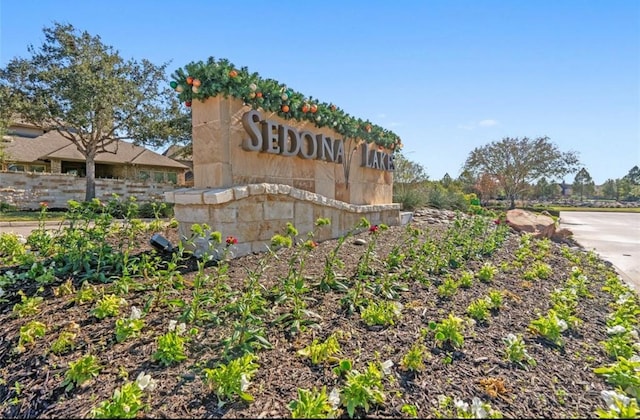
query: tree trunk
85 154 96 201
509 194 516 209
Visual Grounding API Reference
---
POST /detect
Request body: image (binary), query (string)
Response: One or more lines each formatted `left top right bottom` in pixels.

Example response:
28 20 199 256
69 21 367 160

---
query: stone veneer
190 96 394 206
166 183 402 258
0 172 173 210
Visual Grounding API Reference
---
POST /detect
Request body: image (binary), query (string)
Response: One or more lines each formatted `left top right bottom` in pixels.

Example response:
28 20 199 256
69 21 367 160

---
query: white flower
328 387 341 410
606 325 627 335
393 302 403 316
381 359 394 375
616 293 632 305
454 398 469 413
601 389 630 412
136 371 157 392
504 333 517 344
123 404 130 413
630 329 639 340
16 234 26 244
557 319 568 332
176 322 186 335
471 397 489 419
633 342 640 352
168 320 177 332
130 306 142 320
240 373 250 392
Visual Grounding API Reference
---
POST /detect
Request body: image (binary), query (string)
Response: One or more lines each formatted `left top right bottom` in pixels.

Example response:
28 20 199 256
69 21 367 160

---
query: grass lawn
549 206 640 213
0 211 67 222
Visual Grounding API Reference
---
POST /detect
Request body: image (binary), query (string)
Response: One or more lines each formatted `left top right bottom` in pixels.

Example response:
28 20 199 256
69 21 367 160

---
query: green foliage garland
171 57 402 150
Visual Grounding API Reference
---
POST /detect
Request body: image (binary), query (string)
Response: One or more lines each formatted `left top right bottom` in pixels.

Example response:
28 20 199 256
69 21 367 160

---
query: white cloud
478 119 499 127
458 119 500 130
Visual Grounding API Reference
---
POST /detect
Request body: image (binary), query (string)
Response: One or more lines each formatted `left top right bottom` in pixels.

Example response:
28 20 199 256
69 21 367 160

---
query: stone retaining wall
166 183 402 258
0 172 175 209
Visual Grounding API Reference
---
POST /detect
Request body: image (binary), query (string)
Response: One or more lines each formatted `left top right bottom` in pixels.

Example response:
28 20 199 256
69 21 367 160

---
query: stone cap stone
165 183 402 213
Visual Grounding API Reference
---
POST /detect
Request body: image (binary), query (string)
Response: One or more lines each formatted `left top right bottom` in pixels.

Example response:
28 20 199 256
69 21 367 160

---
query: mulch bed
0 209 633 418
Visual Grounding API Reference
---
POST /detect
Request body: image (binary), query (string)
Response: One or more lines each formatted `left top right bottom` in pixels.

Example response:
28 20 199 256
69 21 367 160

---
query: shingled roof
3 131 189 169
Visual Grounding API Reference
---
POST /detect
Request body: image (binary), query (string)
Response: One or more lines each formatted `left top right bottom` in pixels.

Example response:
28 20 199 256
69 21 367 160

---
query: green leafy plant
341 362 386 418
467 298 491 323
90 371 157 419
486 290 504 311
360 299 402 327
115 306 145 343
63 354 102 391
270 219 329 336
437 276 459 299
17 320 46 353
400 342 429 372
401 403 419 418
92 294 126 319
477 262 498 283
596 389 639 419
0 232 28 266
430 313 466 349
288 386 339 419
152 320 193 366
332 359 353 377
50 323 79 355
503 333 536 368
203 353 260 406
297 331 343 365
593 357 640 399
528 309 568 347
458 271 474 289
75 280 99 305
601 325 637 360
523 261 553 280
13 290 43 317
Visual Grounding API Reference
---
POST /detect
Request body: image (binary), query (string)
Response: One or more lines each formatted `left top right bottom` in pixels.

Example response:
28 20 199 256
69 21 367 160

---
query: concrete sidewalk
559 211 640 293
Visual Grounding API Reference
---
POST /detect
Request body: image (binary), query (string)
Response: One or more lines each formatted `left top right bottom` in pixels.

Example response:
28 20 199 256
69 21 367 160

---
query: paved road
0 221 68 238
559 211 640 292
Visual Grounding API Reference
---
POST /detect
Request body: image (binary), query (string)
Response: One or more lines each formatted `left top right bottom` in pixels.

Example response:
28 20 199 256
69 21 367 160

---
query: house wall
0 172 175 210
2 160 186 185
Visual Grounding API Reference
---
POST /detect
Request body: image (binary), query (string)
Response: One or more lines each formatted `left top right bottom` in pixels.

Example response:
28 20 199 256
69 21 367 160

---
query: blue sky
1 0 638 185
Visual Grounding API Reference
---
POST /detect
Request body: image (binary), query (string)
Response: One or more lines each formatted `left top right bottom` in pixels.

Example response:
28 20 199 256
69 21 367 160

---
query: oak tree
0 22 191 201
463 136 580 208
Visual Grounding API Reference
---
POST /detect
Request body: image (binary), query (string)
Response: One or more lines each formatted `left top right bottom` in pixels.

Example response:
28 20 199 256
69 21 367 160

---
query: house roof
163 143 193 161
2 130 189 169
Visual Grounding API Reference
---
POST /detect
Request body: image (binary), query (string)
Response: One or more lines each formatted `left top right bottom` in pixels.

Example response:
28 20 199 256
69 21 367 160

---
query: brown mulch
0 209 633 418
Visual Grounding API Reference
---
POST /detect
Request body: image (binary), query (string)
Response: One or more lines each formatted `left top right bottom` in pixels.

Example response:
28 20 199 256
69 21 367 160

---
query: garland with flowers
170 57 402 151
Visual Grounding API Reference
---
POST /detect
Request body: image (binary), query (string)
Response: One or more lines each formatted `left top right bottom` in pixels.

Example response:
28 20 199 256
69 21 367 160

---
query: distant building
2 119 189 185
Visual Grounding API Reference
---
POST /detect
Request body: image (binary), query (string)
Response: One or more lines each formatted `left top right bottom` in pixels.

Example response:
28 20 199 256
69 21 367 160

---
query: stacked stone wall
0 172 174 209
167 183 401 257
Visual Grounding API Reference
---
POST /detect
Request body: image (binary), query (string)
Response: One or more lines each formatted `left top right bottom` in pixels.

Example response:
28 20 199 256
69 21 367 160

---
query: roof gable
3 131 189 169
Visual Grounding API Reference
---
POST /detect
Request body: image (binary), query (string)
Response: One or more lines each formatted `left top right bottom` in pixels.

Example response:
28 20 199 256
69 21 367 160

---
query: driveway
559 211 640 292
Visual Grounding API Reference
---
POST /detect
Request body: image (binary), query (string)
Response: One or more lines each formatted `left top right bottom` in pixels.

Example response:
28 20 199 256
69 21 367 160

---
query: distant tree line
393 137 639 211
